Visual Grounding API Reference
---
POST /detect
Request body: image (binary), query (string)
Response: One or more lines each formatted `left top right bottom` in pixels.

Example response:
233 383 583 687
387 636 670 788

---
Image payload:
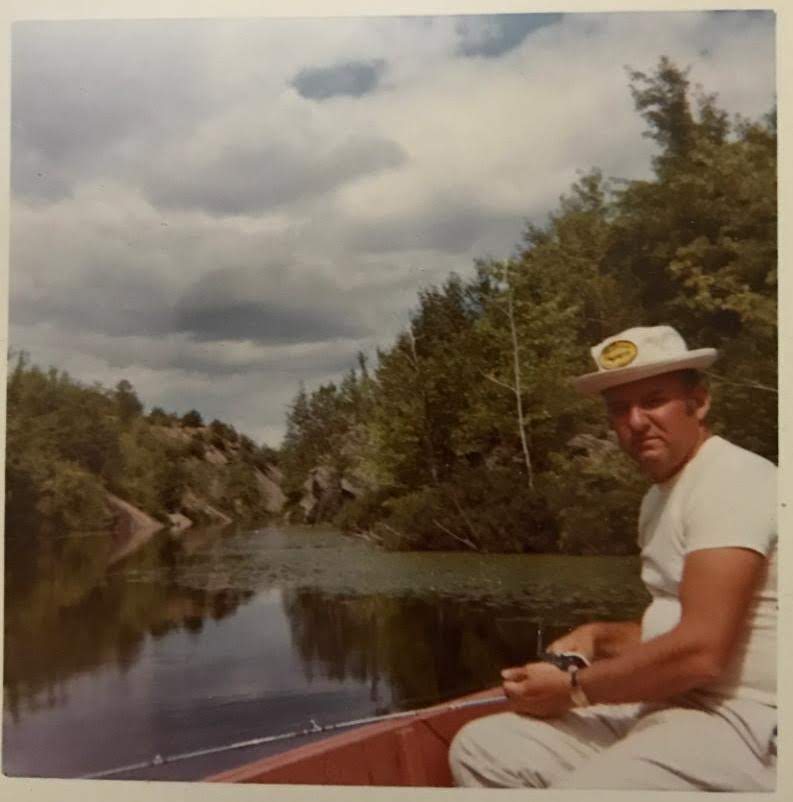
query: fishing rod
80 692 507 780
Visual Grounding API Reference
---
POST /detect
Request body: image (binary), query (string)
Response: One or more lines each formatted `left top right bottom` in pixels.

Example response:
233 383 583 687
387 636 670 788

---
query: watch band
568 666 591 707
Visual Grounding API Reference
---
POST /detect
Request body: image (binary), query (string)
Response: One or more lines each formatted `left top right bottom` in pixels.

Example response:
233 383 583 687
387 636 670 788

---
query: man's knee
449 715 509 787
449 712 570 788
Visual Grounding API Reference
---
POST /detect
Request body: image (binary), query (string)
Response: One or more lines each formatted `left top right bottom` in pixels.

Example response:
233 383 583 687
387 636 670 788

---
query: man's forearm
578 623 720 704
546 619 641 661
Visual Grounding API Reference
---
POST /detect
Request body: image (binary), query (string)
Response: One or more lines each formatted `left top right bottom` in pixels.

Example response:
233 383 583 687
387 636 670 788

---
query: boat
204 688 507 786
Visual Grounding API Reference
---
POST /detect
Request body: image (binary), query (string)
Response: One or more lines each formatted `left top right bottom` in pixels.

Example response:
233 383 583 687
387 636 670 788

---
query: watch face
539 651 590 671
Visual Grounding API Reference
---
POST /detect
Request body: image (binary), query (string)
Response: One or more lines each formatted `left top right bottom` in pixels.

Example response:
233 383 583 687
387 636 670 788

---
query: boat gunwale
204 687 506 785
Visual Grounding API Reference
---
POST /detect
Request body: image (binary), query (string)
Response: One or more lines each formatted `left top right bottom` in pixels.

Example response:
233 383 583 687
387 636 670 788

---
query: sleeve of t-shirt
682 454 777 557
636 489 655 550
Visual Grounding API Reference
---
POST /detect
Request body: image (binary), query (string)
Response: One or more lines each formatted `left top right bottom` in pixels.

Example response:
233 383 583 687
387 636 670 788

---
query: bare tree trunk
504 262 534 492
703 372 778 394
446 489 481 548
405 327 440 485
432 519 480 551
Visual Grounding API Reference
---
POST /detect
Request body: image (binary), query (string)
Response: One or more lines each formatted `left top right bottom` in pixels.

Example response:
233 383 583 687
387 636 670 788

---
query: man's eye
644 396 666 408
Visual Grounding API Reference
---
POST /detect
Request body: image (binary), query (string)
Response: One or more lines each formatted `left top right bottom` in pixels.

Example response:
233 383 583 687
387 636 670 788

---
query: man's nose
626 404 649 431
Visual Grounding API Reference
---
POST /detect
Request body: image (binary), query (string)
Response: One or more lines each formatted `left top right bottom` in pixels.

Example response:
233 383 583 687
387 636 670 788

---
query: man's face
603 372 710 482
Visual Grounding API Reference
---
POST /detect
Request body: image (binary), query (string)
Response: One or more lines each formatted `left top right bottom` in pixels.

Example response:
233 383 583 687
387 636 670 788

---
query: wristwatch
568 665 591 708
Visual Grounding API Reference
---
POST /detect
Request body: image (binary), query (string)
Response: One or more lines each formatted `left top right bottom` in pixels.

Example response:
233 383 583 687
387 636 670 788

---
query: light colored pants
449 695 776 791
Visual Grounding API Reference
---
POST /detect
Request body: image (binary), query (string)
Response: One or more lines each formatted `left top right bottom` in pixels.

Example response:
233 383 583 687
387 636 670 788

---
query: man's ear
689 388 711 421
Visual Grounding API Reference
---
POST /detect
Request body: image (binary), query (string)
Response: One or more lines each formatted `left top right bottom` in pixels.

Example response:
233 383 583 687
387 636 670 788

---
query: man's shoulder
678 436 778 554
680 436 776 512
702 436 777 477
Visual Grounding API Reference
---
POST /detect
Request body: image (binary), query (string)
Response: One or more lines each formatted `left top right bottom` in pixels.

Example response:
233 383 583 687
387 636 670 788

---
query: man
450 325 777 791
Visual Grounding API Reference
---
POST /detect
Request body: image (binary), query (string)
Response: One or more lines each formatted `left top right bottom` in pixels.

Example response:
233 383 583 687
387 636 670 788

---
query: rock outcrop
106 493 165 564
148 422 286 528
298 466 364 523
179 489 234 527
168 512 193 531
107 493 164 540
256 467 287 514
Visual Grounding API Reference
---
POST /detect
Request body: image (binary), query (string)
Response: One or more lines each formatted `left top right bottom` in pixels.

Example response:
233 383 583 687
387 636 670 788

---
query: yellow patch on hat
600 339 638 369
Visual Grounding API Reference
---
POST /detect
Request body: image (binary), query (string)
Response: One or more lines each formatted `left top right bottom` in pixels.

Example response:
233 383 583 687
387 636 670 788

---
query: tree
115 379 143 424
181 409 204 428
475 260 533 489
148 406 171 425
368 275 482 490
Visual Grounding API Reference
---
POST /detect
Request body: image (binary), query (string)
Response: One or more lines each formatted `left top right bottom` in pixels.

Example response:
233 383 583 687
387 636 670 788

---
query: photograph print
2 6 779 792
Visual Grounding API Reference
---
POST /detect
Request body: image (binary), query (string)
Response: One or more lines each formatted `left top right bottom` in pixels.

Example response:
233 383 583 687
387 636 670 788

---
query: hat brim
572 349 719 395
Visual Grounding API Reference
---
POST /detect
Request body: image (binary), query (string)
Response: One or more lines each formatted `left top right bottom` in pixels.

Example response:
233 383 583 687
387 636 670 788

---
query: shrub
187 434 205 459
369 466 557 554
181 410 204 428
148 406 171 425
36 461 111 531
333 489 393 533
541 434 647 555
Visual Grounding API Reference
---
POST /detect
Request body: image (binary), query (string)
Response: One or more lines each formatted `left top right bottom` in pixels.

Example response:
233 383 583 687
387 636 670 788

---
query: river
2 524 648 781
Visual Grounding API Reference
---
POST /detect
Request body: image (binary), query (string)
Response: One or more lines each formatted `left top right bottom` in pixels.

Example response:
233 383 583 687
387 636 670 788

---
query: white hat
572 325 718 395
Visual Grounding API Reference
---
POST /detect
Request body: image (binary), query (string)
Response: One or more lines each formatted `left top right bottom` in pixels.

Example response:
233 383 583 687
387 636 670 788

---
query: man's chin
635 453 668 479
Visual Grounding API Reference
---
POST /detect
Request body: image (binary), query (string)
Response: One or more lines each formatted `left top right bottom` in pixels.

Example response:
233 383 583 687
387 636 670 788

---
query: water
2 524 648 781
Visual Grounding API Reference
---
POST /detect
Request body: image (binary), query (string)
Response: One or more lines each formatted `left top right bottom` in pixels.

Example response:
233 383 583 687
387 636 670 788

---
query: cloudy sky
9 10 775 446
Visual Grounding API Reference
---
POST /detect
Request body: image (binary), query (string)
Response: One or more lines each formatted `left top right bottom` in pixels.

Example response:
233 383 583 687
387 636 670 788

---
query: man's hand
545 624 597 662
501 662 573 719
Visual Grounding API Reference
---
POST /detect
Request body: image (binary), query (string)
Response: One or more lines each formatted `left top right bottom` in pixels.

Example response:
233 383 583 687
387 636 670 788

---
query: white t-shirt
638 435 777 706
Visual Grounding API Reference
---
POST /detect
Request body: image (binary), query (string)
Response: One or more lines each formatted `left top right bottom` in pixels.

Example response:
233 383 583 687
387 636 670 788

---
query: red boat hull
205 689 507 787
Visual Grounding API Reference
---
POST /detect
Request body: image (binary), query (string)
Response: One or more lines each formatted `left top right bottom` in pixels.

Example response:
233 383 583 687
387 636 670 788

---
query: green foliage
360 466 556 554
239 434 256 453
5 354 123 531
280 368 375 503
5 354 278 532
187 433 206 459
115 379 143 425
368 275 482 489
222 461 264 517
210 418 238 443
148 406 174 425
181 409 204 428
541 433 648 555
332 488 393 533
36 462 111 532
114 422 189 521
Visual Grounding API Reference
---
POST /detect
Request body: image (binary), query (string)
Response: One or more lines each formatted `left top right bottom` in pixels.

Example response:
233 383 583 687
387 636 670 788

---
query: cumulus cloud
454 13 563 58
173 265 374 343
292 59 387 100
11 19 218 202
143 133 406 215
9 11 776 443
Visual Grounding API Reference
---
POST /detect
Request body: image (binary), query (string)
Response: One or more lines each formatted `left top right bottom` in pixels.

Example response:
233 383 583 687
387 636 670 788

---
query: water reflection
3 524 646 780
4 526 254 723
283 589 569 713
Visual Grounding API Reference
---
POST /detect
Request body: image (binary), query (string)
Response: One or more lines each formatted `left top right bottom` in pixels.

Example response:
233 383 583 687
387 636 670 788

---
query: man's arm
503 547 766 714
578 547 765 702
